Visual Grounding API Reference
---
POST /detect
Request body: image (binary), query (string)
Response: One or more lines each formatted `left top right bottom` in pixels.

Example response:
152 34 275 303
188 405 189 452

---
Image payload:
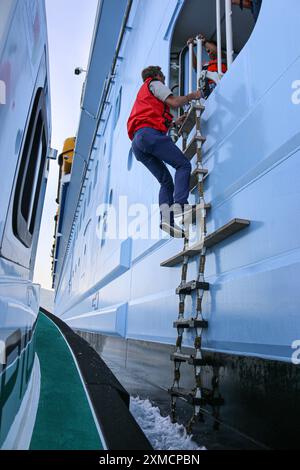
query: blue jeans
132 128 191 220
252 0 262 22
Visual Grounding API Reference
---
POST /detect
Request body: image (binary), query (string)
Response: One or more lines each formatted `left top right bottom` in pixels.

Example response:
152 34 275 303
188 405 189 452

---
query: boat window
83 199 86 220
170 0 261 100
88 183 92 205
12 88 48 248
114 87 122 126
93 160 99 189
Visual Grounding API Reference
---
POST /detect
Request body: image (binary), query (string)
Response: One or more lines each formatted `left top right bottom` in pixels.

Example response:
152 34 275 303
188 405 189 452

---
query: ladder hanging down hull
161 58 251 430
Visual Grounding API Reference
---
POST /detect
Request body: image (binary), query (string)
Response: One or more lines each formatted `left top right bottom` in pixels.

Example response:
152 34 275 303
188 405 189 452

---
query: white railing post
196 36 203 89
216 0 222 75
225 0 234 68
188 41 194 93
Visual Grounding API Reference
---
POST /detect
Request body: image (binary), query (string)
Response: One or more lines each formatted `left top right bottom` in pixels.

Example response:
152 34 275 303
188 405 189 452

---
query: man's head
204 40 217 59
142 66 165 84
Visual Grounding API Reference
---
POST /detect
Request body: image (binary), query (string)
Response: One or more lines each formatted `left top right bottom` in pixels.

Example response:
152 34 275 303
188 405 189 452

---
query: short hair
141 66 163 82
205 39 217 47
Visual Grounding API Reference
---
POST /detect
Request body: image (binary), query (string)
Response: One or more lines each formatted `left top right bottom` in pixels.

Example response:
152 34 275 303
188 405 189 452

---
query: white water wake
130 396 205 451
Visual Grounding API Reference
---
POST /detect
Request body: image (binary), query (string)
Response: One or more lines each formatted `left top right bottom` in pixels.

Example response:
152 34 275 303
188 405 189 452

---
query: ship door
169 0 260 101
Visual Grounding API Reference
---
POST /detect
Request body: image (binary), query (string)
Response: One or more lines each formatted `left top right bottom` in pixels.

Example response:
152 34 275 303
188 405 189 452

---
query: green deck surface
30 313 104 450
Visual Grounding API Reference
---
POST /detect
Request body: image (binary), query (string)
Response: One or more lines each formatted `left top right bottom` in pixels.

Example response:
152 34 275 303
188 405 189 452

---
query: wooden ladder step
183 134 206 160
171 352 209 366
161 219 250 267
176 280 209 295
168 387 225 407
173 318 209 329
190 168 209 191
170 351 223 366
178 103 205 137
170 352 191 363
168 387 205 406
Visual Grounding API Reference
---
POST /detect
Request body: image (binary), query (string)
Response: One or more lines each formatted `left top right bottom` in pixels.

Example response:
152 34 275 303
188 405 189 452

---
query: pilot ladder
161 33 250 433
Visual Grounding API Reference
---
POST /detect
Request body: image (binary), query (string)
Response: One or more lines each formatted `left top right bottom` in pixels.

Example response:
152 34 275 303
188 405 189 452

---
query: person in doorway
187 35 227 99
232 0 262 23
127 66 201 238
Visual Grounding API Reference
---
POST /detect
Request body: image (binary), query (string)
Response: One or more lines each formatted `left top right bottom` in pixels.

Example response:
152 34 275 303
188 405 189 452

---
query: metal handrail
225 0 234 67
196 35 203 88
188 41 194 94
216 0 222 74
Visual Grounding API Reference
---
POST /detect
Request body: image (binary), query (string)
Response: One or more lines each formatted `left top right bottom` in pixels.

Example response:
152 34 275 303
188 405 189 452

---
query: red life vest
204 59 227 83
206 59 227 74
127 77 173 141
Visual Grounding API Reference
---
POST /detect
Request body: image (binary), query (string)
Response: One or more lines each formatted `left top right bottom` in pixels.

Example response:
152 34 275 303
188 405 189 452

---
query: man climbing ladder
127 66 201 238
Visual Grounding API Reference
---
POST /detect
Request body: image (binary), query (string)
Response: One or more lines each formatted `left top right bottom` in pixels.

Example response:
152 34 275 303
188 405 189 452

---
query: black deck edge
39 308 152 451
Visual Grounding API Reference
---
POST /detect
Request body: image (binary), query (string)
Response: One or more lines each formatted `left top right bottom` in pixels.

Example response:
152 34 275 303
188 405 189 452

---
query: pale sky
33 0 98 289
